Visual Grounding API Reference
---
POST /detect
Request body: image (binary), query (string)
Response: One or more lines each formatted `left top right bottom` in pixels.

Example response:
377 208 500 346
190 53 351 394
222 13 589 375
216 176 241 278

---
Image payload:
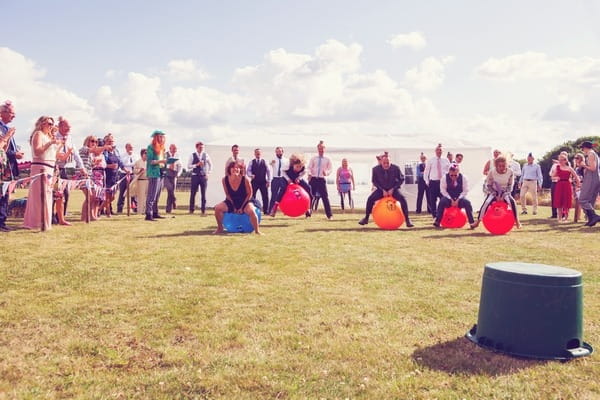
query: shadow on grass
412 336 546 376
146 229 216 238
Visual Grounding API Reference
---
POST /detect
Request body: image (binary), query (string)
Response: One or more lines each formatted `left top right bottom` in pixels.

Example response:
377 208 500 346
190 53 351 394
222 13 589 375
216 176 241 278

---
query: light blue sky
2 0 600 158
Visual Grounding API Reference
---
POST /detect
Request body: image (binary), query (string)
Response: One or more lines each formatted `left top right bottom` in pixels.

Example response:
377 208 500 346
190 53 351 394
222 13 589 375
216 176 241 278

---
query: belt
31 162 56 169
137 179 147 181
524 179 537 181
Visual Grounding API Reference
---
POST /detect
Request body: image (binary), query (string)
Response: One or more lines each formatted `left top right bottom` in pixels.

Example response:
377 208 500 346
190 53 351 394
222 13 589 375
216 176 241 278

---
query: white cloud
476 52 600 86
233 39 421 121
164 59 210 82
388 32 427 50
405 56 454 91
0 47 95 138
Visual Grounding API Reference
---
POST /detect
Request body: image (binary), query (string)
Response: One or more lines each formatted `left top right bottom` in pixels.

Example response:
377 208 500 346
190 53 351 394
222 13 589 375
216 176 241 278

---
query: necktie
277 158 281 177
436 158 442 180
317 157 322 177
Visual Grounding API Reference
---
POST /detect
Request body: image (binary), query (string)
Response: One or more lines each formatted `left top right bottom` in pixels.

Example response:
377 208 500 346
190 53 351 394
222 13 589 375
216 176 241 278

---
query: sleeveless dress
553 167 573 209
224 176 248 212
338 167 352 193
23 132 59 229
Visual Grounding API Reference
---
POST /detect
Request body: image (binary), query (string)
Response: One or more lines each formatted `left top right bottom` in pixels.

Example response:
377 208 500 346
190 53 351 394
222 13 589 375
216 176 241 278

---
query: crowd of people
1 99 599 234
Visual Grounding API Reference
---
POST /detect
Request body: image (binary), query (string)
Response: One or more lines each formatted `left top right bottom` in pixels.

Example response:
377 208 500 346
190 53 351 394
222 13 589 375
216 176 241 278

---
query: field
0 190 598 399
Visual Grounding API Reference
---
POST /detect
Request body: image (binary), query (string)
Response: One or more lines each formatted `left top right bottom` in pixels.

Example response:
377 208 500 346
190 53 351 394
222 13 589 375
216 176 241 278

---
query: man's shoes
432 221 441 228
549 215 557 219
144 215 155 221
153 214 165 219
521 210 528 215
327 215 333 220
532 211 537 215
0 225 11 232
305 210 311 218
358 217 368 225
406 221 414 228
470 221 480 229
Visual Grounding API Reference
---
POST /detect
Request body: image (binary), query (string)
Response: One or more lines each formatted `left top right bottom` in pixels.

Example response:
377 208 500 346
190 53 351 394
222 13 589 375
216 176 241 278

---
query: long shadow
145 229 216 238
421 231 492 239
412 336 546 376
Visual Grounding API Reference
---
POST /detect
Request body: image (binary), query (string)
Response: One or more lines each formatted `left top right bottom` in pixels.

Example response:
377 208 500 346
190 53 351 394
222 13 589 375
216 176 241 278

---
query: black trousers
0 193 8 227
427 180 442 217
364 188 411 223
309 177 332 218
189 175 208 213
251 180 269 213
416 177 430 213
164 175 177 213
435 197 475 224
117 173 129 212
269 177 287 213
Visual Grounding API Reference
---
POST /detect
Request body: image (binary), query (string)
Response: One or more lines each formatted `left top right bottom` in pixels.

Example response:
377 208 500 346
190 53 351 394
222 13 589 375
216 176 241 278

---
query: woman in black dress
213 161 262 234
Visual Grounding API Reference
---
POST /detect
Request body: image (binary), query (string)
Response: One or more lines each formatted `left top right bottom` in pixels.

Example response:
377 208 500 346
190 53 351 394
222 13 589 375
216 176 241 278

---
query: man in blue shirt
519 153 543 215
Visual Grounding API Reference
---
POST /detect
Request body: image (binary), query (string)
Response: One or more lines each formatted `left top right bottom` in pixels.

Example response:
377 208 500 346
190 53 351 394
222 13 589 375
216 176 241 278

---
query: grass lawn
0 190 598 399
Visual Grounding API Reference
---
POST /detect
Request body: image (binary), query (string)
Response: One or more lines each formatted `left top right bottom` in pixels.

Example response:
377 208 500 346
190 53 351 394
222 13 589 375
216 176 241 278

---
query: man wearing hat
519 153 543 215
145 130 167 221
577 141 600 226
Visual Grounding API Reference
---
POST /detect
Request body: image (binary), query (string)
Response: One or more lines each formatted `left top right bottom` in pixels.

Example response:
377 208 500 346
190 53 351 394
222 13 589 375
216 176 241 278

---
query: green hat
151 130 166 137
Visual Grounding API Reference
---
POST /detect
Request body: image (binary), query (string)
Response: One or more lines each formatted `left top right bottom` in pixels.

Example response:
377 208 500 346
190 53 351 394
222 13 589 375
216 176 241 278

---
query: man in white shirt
519 153 543 215
247 148 271 214
268 146 288 215
433 164 477 229
188 142 212 215
165 143 183 213
225 144 245 174
423 143 451 218
117 143 136 213
55 117 86 218
308 141 333 219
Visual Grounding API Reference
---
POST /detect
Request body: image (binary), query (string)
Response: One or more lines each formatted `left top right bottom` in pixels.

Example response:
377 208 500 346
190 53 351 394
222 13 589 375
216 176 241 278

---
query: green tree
538 136 600 188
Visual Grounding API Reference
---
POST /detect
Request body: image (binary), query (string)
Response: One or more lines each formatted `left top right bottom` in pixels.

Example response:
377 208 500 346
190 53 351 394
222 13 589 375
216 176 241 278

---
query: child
474 155 521 229
270 153 312 217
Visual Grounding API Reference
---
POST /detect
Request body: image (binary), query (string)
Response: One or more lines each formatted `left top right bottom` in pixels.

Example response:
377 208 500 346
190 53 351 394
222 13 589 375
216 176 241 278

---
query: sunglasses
449 174 458 177
89 139 98 143
44 121 54 126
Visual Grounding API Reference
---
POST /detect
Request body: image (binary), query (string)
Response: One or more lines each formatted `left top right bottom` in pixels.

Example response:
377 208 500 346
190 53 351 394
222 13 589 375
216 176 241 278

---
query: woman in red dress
552 153 581 223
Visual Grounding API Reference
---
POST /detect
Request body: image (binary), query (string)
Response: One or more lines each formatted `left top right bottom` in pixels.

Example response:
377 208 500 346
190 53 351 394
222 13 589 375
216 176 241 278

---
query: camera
97 138 105 147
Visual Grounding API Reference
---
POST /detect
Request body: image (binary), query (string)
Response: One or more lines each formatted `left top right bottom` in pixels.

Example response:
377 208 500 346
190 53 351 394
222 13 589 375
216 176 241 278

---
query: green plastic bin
466 262 593 360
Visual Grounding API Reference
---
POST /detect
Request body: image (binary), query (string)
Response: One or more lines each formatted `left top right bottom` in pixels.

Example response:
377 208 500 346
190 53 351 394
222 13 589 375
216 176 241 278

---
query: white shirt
441 173 469 200
424 156 451 185
308 155 332 178
509 160 522 178
120 151 136 173
55 133 84 169
270 156 289 179
187 152 212 175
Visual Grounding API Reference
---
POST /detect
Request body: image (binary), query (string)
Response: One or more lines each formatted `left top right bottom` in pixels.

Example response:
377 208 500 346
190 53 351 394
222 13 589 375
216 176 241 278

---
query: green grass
0 190 599 399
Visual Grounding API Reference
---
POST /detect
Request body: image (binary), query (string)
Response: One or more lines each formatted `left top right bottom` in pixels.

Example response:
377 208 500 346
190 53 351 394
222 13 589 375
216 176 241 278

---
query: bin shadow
412 336 546 376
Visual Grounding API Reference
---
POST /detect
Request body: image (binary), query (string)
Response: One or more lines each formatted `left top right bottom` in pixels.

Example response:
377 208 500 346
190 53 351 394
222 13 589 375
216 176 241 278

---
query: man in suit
0 100 23 232
424 143 450 218
358 153 414 228
415 152 430 214
308 141 333 219
247 148 271 214
188 142 212 215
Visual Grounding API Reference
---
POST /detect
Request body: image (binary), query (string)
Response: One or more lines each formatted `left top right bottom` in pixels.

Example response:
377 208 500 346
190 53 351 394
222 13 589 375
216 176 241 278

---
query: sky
2 0 600 160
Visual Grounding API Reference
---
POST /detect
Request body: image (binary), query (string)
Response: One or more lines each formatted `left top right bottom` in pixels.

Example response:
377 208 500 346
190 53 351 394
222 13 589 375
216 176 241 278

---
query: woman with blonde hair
23 116 68 230
79 135 109 221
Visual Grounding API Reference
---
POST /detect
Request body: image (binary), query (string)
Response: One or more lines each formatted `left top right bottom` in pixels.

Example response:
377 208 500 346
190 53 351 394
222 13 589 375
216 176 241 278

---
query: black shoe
588 214 600 227
0 225 11 232
305 210 311 218
432 221 440 228
152 214 165 219
406 221 414 228
145 215 155 221
521 210 528 215
358 217 368 225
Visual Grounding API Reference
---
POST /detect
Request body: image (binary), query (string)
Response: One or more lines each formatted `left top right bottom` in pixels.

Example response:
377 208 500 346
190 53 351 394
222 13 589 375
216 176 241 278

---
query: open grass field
0 190 599 399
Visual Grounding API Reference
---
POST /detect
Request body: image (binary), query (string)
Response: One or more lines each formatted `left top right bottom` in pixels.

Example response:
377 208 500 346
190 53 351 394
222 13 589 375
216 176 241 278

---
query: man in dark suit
415 152 430 214
358 153 414 227
0 100 23 232
247 148 271 214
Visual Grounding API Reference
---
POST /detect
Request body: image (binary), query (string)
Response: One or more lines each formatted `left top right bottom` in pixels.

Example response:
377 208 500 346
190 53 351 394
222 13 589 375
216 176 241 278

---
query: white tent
193 140 492 212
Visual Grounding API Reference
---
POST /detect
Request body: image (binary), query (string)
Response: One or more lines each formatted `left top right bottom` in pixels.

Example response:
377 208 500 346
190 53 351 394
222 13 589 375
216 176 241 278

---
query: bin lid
484 262 582 287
